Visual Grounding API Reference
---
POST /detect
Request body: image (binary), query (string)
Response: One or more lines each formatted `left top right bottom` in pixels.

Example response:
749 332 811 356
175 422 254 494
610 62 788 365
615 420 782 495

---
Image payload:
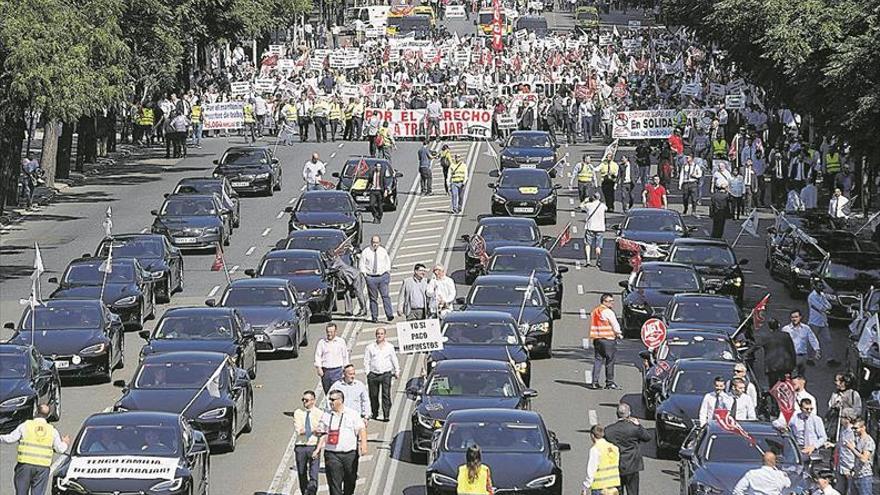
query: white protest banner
622 38 640 50
628 19 642 27
467 124 492 139
452 50 470 66
64 456 178 481
680 82 702 97
497 114 518 129
339 83 360 100
365 26 385 38
445 4 466 18
726 78 746 94
254 78 277 94
599 34 613 46
229 82 250 96
725 93 746 109
515 29 529 41
203 102 244 130
364 108 493 138
268 44 284 56
396 318 443 354
329 49 361 69
277 59 296 73
612 109 705 140
709 83 726 98
464 74 483 90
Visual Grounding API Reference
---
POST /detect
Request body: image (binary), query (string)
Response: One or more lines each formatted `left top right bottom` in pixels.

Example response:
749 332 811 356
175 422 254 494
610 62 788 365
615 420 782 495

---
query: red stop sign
640 318 667 350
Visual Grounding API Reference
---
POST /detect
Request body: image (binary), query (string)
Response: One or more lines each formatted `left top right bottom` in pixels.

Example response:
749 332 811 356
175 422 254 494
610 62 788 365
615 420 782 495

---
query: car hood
625 288 678 310
117 388 224 418
619 230 681 245
155 216 222 229
666 321 738 337
265 274 327 294
432 451 554 488
657 393 702 420
482 239 541 255
461 305 549 325
53 469 181 494
51 284 135 305
430 345 528 364
143 339 237 358
692 462 806 493
233 306 293 327
293 211 357 227
501 147 554 159
0 378 34 402
9 329 105 356
495 186 553 201
218 164 271 175
417 396 522 421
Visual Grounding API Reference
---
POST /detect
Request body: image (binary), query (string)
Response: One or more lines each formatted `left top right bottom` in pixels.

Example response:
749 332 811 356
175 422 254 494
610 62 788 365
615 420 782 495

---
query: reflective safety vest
577 162 595 183
351 103 364 118
450 160 468 183
138 108 154 126
674 110 688 128
282 104 297 122
590 439 621 490
456 464 492 495
312 101 329 118
17 420 56 467
599 160 618 180
590 305 616 340
440 149 453 166
190 105 202 124
825 152 841 174
243 104 256 124
329 103 343 121
344 103 356 120
712 139 728 158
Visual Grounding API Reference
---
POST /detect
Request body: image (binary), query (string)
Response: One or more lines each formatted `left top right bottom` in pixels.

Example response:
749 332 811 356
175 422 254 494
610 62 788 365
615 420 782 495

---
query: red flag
318 179 336 190
382 46 390 64
769 379 797 424
752 293 770 330
470 234 489 267
333 234 355 256
617 238 642 272
512 55 522 72
354 158 370 178
211 245 225 272
714 409 756 446
557 222 572 248
491 0 503 52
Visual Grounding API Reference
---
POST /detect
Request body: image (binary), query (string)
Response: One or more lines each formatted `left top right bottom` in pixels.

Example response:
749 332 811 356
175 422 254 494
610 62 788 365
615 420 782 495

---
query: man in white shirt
302 153 326 190
699 376 733 426
679 156 703 216
314 389 368 495
427 265 456 318
580 192 607 267
729 377 757 421
800 179 818 209
828 188 850 218
363 327 400 422
425 97 442 140
359 235 393 323
732 451 791 495
329 365 371 422
815 470 842 495
314 323 350 394
292 390 321 495
782 310 820 377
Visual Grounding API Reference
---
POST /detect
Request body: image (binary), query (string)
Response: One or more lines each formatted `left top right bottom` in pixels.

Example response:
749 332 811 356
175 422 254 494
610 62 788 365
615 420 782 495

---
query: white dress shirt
329 379 371 419
363 341 400 375
730 393 757 421
318 407 365 452
428 276 457 314
0 418 68 452
731 465 792 495
314 336 349 369
699 390 734 426
302 160 326 185
828 195 849 218
359 246 391 276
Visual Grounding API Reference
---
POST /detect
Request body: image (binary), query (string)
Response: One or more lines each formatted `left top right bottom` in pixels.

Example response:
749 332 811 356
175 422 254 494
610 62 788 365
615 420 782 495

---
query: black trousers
367 371 393 419
343 119 353 140
294 445 319 495
419 167 432 194
682 182 699 214
620 472 640 495
369 191 383 222
591 338 617 385
711 215 726 239
330 119 341 141
298 117 311 141
441 163 450 193
324 450 359 495
368 135 377 157
602 178 616 210
351 118 363 141
620 182 634 211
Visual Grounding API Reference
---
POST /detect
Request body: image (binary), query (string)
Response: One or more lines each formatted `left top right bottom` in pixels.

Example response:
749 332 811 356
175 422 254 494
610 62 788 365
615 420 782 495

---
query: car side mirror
488 169 500 178
284 206 294 213
205 298 217 307
244 268 256 277
331 172 340 178
163 192 170 198
766 227 777 234
553 184 562 190
619 280 629 289
150 209 158 216
138 329 151 340
395 172 403 178
687 226 699 232
241 326 255 338
189 430 209 456
405 377 424 400
487 182 495 188
272 158 279 164
558 266 568 273
738 258 750 266
541 235 554 247
610 224 620 230
455 297 465 305
460 234 471 243
3 322 14 330
81 253 91 259
523 388 538 399
679 447 694 460
524 336 538 347
112 379 127 388
557 442 572 451
212 159 219 165
48 277 58 284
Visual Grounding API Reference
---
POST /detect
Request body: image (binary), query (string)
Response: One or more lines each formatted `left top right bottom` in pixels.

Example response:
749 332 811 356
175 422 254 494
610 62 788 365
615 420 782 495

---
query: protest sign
254 78 277 94
726 78 746 93
445 4 466 18
203 102 245 130
364 107 493 138
496 114 518 129
65 456 178 481
612 109 704 139
452 49 470 66
622 38 640 50
397 319 444 354
329 49 361 69
268 44 284 55
277 59 296 73
709 83 726 98
628 20 642 27
641 318 667 350
365 26 385 38
725 93 745 109
680 83 702 97
339 83 360 100
599 34 613 46
229 82 250 96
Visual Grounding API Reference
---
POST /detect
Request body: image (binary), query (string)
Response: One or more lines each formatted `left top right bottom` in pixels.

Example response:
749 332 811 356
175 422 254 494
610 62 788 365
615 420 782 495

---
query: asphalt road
0 8 851 495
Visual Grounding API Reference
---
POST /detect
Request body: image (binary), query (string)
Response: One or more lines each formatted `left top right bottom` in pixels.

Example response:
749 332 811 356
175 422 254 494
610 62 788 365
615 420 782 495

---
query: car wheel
464 271 476 285
266 181 275 196
156 279 171 304
103 353 113 383
274 174 282 191
233 214 241 228
289 332 300 359
225 413 237 453
248 358 257 379
301 325 309 347
49 384 61 421
176 264 185 293
203 456 210 495
386 190 398 211
654 430 672 460
116 337 125 370
241 393 254 433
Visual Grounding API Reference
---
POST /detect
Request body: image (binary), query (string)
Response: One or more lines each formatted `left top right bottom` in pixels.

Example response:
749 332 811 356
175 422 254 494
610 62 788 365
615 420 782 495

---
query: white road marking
409 218 446 226
276 211 285 219
140 227 149 233
261 227 271 237
230 265 239 274
338 143 344 148
330 152 336 158
579 308 588 319
577 284 584 295
576 260 582 270
407 227 444 234
404 235 443 242
245 246 256 256
569 198 574 205
394 250 435 259
395 243 437 250
589 409 598 425
288 197 297 204
208 285 220 297
571 225 578 234
570 210 575 217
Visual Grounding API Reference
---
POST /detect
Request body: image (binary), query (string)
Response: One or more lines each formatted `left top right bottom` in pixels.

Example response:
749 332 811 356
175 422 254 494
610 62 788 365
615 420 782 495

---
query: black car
485 246 566 313
425 408 569 495
406 359 536 454
846 289 880 397
171 177 241 228
113 351 253 452
208 277 311 357
766 229 868 297
286 190 363 246
139 307 257 378
213 146 282 195
612 208 692 272
816 252 880 320
53 411 209 495
679 422 814 495
619 262 704 337
515 15 549 35
664 292 745 338
764 210 837 259
654 359 754 457
6 299 125 382
0 344 61 432
427 311 533 385
458 275 555 358
461 217 550 284
499 131 560 177
95 234 184 304
151 194 230 249
332 157 403 211
49 257 155 328
246 249 338 321
274 228 357 267
639 330 740 416
488 168 559 224
666 238 748 305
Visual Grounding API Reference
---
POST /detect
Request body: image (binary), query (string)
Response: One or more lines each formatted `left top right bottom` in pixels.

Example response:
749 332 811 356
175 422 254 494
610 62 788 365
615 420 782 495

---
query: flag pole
30 281 37 348
218 243 232 284
547 222 571 252
99 244 111 303
854 210 880 235
731 225 746 248
516 269 535 326
731 307 754 341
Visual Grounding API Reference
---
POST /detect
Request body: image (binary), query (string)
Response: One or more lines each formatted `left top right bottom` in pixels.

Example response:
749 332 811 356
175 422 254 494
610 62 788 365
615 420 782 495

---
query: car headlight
492 194 507 204
0 396 30 408
198 407 227 420
525 474 556 488
539 194 555 204
254 172 270 179
80 343 108 356
514 362 528 374
149 270 165 280
310 288 325 297
659 412 687 428
416 413 435 429
114 295 138 306
213 173 221 178
114 405 128 412
430 473 458 487
629 303 650 314
150 478 184 492
291 222 306 230
56 477 88 493
270 321 294 334
530 322 550 333
730 276 742 287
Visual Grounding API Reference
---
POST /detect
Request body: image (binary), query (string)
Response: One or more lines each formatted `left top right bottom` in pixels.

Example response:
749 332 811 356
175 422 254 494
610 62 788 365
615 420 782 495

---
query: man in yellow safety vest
243 98 257 143
447 154 468 215
0 404 70 495
582 424 621 495
190 97 203 148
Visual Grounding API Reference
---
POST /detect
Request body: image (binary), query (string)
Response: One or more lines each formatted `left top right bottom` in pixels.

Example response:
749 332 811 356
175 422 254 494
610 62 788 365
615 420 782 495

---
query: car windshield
624 214 683 232
222 286 290 307
21 305 102 330
65 263 135 285
499 172 551 188
705 434 800 464
517 19 547 31
670 245 735 266
477 224 538 242
469 285 544 307
77 425 179 456
663 339 735 361
576 11 597 20
445 421 544 452
671 370 722 394
219 150 266 166
427 370 517 397
479 12 505 24
174 182 222 195
635 267 700 289
670 300 739 324
160 198 216 216
0 353 29 378
342 160 387 178
98 238 164 258
506 134 551 148
799 238 857 259
489 253 552 273
261 257 322 276
154 316 234 340
443 322 521 345
134 361 220 389
824 261 880 281
287 234 345 251
298 195 352 212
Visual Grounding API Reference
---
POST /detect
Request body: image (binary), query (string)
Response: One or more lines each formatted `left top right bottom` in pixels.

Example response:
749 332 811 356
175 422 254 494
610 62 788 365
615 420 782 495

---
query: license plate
174 237 198 244
764 176 772 182
355 195 370 202
255 334 266 342
520 163 537 168
54 360 69 369
231 181 250 187
513 207 534 213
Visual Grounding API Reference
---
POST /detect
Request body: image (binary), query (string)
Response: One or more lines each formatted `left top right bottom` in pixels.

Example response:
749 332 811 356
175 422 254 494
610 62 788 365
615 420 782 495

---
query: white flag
741 209 759 238
612 25 620 38
524 270 536 299
206 362 224 398
603 139 619 162
31 242 45 280
102 205 113 237
98 243 113 274
857 314 879 356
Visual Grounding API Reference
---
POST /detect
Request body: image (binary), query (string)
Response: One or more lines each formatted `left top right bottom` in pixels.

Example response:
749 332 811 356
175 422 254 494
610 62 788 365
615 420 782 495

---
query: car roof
671 293 736 303
492 246 550 256
161 307 235 317
509 130 550 137
163 193 217 202
300 190 351 199
673 358 738 371
263 249 322 259
442 311 517 323
638 261 696 271
499 168 551 178
446 408 541 423
704 421 783 435
142 350 228 365
625 207 680 217
473 274 537 285
228 277 293 288
103 234 166 242
433 359 512 371
223 146 270 153
671 238 730 248
477 217 538 227
83 410 182 427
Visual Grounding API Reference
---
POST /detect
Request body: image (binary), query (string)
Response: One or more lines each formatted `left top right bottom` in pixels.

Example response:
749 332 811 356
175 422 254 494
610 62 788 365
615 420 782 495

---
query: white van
344 6 391 32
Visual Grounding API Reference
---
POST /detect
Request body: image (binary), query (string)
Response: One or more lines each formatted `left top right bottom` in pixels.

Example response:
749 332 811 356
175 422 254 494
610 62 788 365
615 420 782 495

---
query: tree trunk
107 108 117 153
56 121 73 179
40 119 60 188
0 113 26 214
75 115 97 172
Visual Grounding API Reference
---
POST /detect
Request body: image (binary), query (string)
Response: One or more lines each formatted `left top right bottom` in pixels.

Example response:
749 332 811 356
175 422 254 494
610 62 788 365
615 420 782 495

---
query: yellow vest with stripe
577 162 595 183
243 104 256 124
456 464 491 495
138 108 154 126
825 152 841 174
450 160 468 183
599 160 618 179
344 103 355 120
591 438 621 490
190 105 202 124
329 103 343 121
17 420 56 467
282 104 297 122
712 139 727 158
